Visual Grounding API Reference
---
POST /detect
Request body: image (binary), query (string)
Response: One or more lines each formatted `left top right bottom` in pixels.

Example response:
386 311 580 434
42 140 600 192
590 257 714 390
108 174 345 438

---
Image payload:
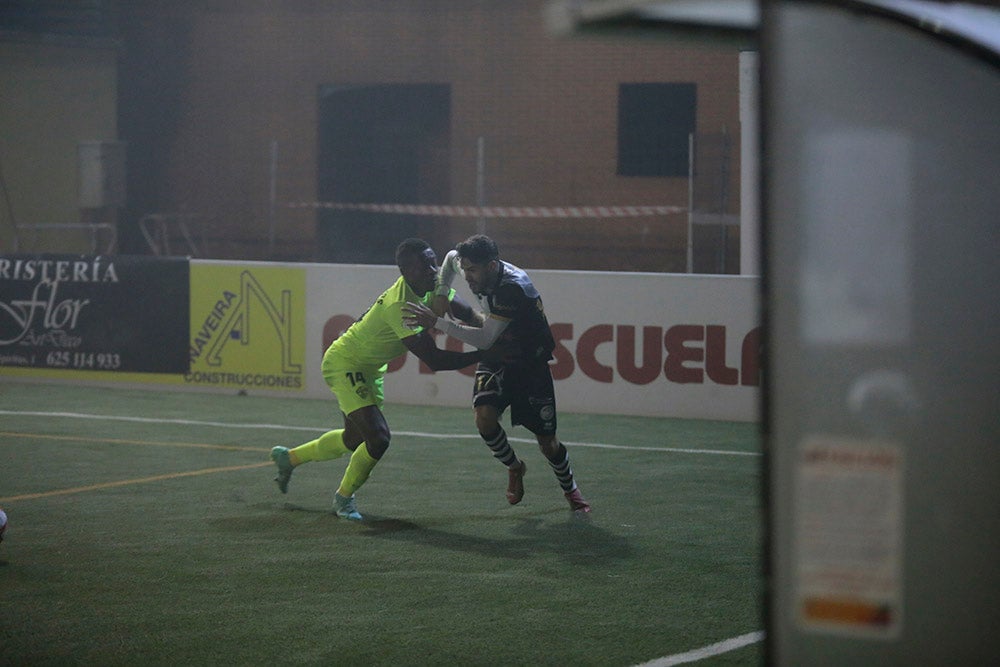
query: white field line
0 410 760 457
634 631 765 666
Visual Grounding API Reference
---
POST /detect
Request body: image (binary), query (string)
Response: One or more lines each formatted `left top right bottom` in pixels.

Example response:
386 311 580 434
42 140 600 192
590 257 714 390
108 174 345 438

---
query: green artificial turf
0 381 763 666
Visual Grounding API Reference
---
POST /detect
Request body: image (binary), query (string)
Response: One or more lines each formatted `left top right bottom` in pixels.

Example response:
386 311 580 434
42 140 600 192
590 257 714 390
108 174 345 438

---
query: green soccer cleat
334 493 363 521
270 446 294 494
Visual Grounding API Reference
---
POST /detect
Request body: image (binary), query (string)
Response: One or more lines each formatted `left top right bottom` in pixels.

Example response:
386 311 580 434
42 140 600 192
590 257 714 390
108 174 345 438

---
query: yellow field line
0 431 266 453
0 431 273 503
0 461 272 503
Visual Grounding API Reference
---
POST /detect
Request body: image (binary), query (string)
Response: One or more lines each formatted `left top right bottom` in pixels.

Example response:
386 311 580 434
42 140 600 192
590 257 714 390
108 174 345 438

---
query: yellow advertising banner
184 263 306 392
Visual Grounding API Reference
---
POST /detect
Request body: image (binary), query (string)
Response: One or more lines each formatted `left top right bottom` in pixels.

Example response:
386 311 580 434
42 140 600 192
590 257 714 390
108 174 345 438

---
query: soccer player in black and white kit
404 234 591 514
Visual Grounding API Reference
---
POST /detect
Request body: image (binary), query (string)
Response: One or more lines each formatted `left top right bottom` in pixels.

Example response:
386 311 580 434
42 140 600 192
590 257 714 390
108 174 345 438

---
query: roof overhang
547 0 1000 59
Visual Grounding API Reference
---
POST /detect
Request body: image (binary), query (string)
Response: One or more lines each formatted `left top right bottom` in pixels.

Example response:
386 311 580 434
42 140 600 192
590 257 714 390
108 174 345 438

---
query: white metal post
268 140 278 257
687 132 694 273
739 50 760 276
476 136 486 234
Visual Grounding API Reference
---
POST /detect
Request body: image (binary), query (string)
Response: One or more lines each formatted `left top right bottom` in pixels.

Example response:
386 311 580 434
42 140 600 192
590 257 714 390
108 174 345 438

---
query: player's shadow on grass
359 513 632 566
248 502 631 566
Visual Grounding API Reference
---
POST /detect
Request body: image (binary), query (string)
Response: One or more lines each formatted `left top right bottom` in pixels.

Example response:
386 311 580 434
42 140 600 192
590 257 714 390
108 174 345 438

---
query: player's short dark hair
456 234 499 265
395 238 431 266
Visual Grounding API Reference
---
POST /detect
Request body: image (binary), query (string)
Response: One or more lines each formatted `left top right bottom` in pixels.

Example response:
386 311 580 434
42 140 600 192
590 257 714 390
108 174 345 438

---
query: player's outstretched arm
448 294 485 327
403 301 506 349
402 331 483 372
430 294 450 317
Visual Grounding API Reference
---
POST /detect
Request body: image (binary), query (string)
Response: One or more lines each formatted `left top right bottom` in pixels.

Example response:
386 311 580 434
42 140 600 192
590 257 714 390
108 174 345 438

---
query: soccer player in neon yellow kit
270 238 488 521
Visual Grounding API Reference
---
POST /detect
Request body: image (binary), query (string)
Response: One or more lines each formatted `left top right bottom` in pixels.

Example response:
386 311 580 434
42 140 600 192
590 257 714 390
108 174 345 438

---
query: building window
617 82 697 177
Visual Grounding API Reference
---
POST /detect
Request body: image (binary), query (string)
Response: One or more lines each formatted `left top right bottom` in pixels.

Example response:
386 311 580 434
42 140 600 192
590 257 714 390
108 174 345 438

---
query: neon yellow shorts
322 356 386 416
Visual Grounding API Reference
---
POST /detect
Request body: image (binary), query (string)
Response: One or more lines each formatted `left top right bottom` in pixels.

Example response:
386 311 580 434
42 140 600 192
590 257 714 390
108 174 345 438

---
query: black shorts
472 361 557 435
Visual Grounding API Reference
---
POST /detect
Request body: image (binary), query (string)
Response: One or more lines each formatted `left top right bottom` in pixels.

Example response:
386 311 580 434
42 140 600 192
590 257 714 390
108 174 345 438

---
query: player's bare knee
475 414 499 438
366 438 390 459
473 406 496 436
536 434 558 458
344 430 365 450
365 427 391 459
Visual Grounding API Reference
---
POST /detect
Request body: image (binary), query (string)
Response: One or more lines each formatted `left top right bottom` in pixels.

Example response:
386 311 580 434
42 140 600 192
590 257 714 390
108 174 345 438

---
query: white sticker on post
793 435 904 638
800 129 913 346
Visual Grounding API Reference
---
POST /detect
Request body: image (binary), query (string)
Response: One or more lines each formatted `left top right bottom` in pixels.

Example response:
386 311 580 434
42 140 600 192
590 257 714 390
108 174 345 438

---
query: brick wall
119 0 741 272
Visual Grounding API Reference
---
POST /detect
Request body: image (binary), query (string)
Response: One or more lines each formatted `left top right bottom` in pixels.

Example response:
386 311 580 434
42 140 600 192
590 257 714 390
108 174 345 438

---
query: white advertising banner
305 264 761 422
2 258 760 422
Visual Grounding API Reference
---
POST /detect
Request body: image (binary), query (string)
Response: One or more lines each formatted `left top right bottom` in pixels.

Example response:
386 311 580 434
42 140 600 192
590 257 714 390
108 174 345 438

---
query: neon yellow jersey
326 276 452 368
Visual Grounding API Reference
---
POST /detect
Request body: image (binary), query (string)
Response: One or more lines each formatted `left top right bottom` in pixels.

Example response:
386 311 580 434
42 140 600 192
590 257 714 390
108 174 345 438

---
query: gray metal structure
553 1 1000 664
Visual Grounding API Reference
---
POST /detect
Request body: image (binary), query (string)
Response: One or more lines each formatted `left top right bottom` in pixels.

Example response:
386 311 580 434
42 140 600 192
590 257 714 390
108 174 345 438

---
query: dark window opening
617 82 696 177
317 83 451 264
